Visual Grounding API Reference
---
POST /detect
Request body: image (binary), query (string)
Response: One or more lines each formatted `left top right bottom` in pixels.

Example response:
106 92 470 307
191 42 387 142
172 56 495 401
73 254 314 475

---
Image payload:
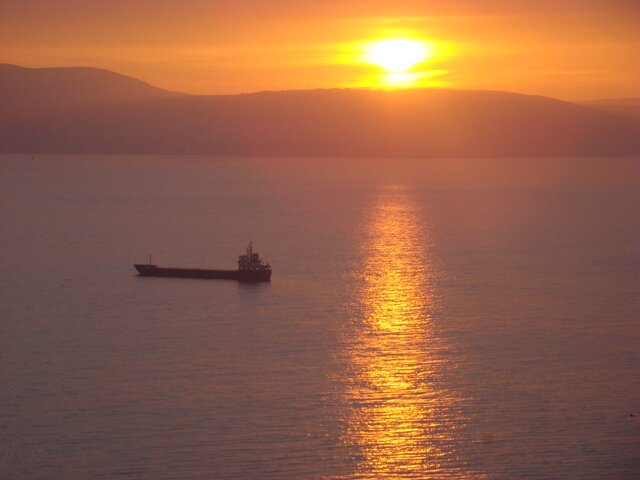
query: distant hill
0 64 181 120
1 64 639 157
582 98 640 120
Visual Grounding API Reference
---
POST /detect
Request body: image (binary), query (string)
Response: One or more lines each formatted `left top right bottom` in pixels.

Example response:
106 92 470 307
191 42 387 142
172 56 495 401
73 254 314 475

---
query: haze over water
1 154 638 479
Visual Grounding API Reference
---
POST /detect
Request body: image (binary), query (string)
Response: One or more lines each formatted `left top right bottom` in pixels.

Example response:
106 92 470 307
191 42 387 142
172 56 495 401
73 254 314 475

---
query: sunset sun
365 39 433 73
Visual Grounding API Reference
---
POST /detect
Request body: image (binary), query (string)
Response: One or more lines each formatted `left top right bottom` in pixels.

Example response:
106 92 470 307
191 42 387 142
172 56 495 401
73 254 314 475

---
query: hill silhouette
1 64 638 157
582 98 640 120
0 64 181 120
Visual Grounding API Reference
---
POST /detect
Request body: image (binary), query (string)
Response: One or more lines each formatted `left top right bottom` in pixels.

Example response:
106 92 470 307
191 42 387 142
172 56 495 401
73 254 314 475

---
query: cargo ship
134 242 271 283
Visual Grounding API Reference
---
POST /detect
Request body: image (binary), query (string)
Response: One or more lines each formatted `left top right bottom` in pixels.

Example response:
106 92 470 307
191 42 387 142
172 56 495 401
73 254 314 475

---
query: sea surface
1 154 638 479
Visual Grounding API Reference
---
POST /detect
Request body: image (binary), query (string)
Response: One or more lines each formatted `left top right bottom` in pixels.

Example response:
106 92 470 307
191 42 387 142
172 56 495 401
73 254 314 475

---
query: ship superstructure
238 241 271 273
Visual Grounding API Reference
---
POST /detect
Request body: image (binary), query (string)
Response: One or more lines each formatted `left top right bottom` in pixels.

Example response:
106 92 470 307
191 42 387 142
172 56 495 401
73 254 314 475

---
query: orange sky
1 0 639 100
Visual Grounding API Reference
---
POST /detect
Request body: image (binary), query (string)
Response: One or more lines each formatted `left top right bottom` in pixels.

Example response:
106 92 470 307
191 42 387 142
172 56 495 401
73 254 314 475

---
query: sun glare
365 39 432 73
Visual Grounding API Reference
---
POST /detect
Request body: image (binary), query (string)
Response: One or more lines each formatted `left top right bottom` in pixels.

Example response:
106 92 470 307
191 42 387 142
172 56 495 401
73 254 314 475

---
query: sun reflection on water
342 186 465 478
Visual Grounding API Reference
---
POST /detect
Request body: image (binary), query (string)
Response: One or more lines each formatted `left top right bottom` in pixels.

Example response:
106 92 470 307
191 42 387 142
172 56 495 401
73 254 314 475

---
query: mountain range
1 63 638 157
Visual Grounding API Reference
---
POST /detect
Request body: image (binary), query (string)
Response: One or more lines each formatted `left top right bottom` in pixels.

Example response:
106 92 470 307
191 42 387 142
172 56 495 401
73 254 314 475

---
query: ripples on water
341 187 457 478
0 155 638 479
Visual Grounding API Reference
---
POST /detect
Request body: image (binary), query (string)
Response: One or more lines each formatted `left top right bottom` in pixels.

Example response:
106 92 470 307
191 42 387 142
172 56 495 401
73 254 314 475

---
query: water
1 154 638 479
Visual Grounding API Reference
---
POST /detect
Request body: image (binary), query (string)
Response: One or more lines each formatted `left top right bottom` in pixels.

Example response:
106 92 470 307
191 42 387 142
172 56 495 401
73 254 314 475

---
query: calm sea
1 154 638 479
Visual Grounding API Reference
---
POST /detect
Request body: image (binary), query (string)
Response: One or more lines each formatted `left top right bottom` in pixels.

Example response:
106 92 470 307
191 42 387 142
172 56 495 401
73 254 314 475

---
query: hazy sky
1 0 639 100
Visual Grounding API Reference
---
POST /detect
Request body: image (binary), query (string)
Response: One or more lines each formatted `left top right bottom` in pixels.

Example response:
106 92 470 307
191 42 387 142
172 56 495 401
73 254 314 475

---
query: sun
365 39 432 73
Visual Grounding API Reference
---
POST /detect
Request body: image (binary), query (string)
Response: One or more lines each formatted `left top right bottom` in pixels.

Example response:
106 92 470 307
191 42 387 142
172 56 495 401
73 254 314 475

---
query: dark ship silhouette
134 242 271 283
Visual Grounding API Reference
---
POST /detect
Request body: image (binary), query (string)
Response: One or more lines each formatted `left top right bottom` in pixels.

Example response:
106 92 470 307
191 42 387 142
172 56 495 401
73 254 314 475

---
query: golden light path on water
342 186 472 478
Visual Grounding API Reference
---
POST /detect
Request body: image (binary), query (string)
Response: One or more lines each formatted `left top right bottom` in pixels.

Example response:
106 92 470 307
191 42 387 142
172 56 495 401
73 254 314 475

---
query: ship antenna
149 251 152 265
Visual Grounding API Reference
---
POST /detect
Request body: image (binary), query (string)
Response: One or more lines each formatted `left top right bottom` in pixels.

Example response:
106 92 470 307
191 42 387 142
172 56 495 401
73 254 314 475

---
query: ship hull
134 264 271 283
